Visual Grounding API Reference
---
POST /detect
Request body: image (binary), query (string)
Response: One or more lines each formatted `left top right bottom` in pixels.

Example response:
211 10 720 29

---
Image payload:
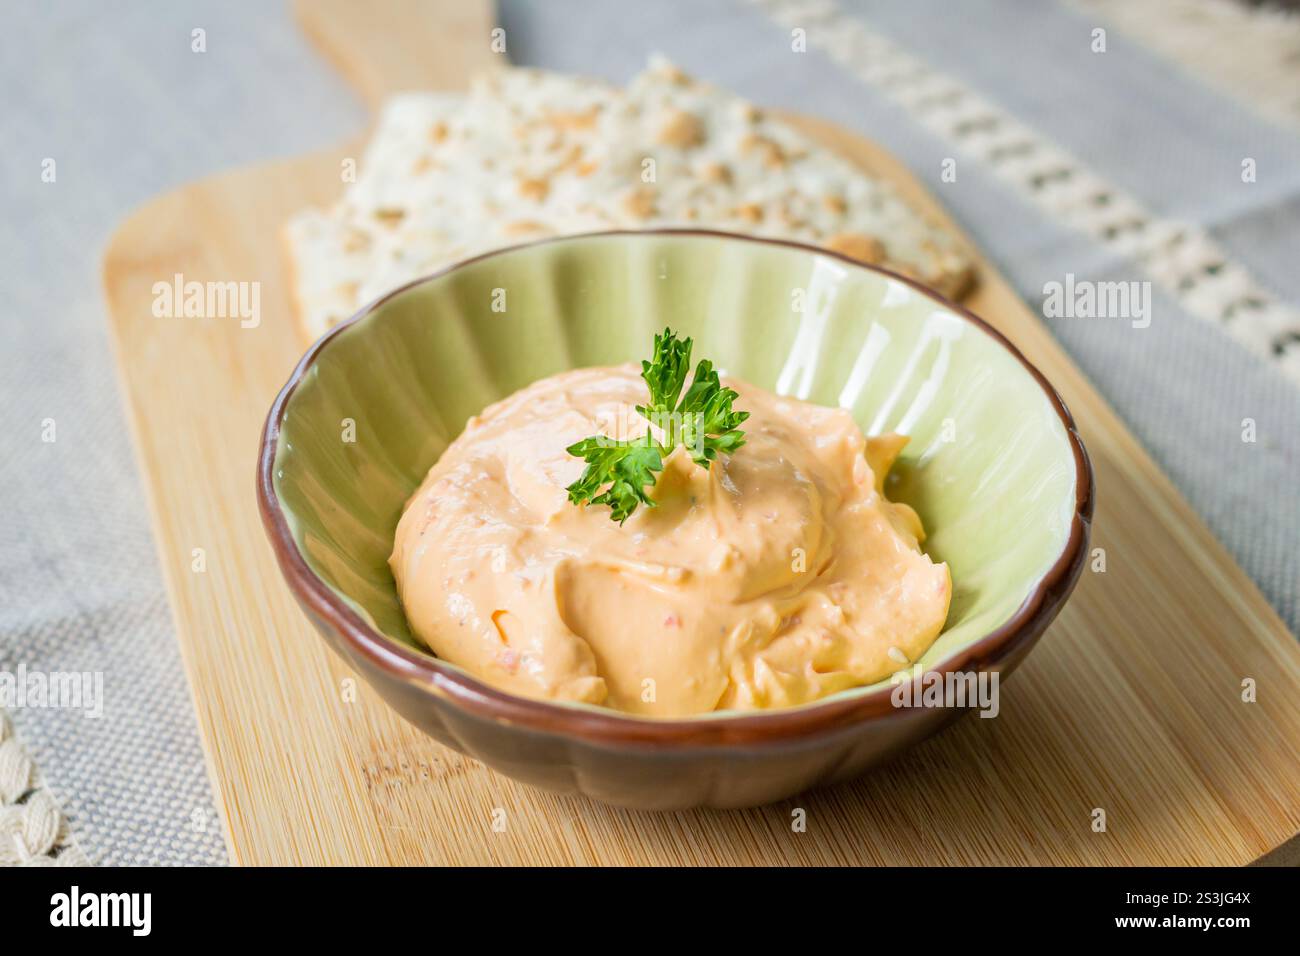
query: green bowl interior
273 233 1078 713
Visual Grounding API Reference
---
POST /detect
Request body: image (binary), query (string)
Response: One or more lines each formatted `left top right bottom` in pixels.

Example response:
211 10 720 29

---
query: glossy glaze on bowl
259 230 1092 809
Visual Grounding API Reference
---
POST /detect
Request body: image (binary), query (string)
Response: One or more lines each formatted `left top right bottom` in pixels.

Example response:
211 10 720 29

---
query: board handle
294 0 500 107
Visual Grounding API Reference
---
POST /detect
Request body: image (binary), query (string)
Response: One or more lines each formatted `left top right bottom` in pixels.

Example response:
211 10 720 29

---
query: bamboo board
99 0 1300 865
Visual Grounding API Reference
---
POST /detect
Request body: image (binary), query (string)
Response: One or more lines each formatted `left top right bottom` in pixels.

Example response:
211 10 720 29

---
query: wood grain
297 0 499 102
99 0 1300 865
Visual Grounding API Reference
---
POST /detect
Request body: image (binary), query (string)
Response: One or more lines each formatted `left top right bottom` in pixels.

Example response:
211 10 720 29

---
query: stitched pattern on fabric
0 711 89 866
751 0 1300 383
1072 0 1300 133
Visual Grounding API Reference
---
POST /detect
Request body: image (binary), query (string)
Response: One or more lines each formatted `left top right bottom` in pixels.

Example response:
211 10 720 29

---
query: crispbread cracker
285 59 974 340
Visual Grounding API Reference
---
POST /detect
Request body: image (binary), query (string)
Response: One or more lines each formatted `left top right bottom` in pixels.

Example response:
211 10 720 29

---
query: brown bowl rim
257 228 1094 749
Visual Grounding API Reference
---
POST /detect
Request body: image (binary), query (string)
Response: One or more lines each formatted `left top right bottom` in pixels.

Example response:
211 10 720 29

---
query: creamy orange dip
390 364 950 717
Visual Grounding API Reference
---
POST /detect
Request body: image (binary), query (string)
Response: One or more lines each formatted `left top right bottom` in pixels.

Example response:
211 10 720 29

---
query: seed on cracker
622 186 658 219
503 220 550 236
700 161 733 185
517 177 550 202
826 232 885 265
658 109 706 148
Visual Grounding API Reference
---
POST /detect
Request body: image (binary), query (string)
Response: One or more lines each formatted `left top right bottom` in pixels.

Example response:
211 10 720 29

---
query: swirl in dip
390 364 950 717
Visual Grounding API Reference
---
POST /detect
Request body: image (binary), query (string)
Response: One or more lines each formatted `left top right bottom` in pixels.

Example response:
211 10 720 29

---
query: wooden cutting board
100 0 1300 866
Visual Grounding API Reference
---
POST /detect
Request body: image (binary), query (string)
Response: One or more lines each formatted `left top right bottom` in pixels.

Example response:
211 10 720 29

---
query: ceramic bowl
258 230 1092 809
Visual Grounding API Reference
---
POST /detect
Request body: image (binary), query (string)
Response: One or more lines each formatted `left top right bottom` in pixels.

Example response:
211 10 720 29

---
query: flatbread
285 58 974 341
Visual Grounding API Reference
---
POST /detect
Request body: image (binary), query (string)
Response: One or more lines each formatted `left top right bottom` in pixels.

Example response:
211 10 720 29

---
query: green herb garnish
566 328 748 523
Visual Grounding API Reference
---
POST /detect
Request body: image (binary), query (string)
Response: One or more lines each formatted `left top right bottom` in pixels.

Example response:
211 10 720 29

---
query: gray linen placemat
2 0 1297 866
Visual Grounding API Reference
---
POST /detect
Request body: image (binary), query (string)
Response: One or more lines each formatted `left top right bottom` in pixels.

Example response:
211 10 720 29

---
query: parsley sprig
565 328 749 523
